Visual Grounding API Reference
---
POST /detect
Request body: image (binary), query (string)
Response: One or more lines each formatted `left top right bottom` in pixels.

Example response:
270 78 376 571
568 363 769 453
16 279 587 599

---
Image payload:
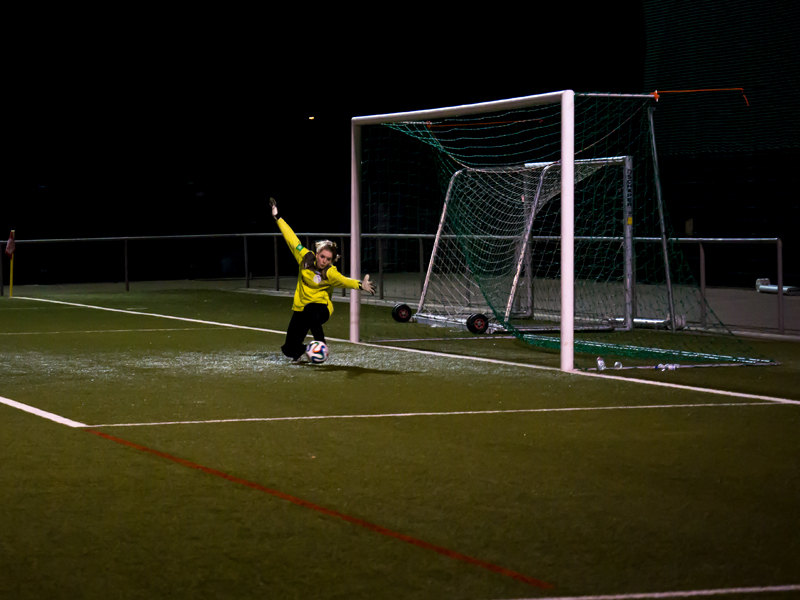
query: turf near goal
349 91 773 371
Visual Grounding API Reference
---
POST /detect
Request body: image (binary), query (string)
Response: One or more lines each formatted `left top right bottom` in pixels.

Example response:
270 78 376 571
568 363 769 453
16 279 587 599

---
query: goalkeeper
270 198 376 361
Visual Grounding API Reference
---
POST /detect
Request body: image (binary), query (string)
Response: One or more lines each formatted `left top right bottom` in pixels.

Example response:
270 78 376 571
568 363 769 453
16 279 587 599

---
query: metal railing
1 234 788 334
672 237 786 333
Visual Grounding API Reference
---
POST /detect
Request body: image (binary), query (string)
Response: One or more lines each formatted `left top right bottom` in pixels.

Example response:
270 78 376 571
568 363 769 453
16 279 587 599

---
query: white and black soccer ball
306 341 330 364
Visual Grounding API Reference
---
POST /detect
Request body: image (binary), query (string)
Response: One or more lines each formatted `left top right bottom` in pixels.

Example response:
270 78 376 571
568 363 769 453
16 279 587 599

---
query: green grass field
1 282 799 600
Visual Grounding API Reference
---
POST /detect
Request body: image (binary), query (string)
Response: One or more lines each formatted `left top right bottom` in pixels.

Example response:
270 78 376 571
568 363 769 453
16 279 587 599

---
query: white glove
360 274 376 295
269 197 279 221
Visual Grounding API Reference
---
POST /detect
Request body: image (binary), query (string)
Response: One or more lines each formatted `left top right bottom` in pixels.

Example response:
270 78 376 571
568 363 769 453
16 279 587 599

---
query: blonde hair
314 239 340 263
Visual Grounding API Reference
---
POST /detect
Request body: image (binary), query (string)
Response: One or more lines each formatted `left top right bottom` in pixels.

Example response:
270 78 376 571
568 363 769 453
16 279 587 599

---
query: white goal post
350 91 577 371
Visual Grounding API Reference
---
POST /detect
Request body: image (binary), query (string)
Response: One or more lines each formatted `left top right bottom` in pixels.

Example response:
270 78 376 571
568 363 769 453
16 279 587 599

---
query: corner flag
5 230 15 297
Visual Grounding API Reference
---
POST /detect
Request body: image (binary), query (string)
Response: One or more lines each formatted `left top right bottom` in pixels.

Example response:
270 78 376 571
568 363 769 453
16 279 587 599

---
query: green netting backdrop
358 95 773 368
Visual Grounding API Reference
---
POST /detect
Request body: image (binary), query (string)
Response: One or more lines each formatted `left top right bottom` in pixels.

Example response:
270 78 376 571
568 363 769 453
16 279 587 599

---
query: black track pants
281 303 330 359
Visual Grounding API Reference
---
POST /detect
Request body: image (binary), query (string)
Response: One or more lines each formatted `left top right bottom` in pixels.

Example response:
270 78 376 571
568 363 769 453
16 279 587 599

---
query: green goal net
355 93 774 370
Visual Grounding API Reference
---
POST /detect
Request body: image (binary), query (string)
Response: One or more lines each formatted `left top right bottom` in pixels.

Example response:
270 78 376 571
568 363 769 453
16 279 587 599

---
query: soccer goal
350 91 774 371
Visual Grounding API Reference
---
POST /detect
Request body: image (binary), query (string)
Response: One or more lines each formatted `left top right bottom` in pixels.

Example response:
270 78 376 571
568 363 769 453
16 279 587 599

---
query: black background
4 4 796 288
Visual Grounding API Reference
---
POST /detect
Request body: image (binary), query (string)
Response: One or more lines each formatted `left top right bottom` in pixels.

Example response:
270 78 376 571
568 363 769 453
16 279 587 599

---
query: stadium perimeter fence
0 234 790 335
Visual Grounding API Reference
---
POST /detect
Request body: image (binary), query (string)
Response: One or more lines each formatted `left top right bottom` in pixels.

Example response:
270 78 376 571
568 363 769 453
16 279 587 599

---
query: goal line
11 296 800 406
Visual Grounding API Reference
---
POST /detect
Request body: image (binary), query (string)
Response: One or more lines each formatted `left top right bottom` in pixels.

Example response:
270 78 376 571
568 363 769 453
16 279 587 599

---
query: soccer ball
306 341 330 364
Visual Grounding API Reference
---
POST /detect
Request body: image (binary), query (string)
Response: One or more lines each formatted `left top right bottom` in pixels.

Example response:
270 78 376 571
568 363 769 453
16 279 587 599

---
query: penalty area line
85 402 775 428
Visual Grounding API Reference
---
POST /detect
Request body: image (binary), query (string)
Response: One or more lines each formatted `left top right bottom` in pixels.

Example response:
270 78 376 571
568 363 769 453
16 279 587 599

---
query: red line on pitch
86 429 552 589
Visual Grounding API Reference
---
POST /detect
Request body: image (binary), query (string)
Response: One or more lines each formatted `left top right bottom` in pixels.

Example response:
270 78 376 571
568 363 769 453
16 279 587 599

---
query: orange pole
652 88 749 106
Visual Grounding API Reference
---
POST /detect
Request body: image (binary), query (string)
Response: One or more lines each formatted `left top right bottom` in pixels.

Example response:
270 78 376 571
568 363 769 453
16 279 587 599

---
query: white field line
500 583 800 599
14 296 800 407
3 301 797 600
0 395 87 428
15 296 286 335
86 402 773 428
0 327 224 336
352 340 800 406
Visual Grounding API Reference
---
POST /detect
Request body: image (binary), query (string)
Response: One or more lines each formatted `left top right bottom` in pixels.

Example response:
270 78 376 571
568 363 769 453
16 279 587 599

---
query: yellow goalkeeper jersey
277 218 361 314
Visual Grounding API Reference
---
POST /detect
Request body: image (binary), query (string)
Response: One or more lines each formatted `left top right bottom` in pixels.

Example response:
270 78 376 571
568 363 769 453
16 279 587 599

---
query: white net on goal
417 160 620 333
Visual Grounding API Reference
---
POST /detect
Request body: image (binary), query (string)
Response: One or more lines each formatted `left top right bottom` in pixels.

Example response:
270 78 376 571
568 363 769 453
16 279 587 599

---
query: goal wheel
391 303 413 323
466 313 489 334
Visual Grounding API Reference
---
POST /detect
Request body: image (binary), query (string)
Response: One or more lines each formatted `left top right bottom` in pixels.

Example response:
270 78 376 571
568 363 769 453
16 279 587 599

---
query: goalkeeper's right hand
360 274 376 295
269 197 279 221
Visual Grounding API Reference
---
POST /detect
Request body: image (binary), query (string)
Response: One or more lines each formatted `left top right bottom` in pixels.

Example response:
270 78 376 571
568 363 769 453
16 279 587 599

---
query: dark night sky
8 5 646 241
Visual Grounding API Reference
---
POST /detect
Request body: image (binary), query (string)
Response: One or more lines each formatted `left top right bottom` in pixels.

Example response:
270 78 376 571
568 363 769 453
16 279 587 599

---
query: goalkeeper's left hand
269 197 279 221
360 274 376 295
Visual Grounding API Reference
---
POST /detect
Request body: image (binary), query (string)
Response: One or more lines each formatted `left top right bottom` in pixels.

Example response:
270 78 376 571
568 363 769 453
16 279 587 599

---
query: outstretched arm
270 198 308 264
326 270 377 295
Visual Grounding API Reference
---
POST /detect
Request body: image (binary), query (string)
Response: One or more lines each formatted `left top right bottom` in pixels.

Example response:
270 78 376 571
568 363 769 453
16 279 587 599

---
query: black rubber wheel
391 303 413 323
466 313 489 334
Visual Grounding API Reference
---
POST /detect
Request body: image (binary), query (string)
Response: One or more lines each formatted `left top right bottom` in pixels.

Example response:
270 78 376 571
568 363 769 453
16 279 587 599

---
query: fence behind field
0 234 789 334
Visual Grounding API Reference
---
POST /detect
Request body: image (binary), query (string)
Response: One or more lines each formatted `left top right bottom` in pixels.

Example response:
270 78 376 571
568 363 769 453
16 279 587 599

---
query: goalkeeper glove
360 274 376 295
269 197 279 221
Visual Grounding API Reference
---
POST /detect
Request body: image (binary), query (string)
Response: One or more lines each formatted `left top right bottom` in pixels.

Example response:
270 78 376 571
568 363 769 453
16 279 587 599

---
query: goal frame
414 156 635 334
351 90 577 370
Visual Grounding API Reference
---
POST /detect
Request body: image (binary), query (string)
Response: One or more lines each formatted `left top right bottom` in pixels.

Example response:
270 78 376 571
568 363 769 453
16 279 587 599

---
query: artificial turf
1 283 798 599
